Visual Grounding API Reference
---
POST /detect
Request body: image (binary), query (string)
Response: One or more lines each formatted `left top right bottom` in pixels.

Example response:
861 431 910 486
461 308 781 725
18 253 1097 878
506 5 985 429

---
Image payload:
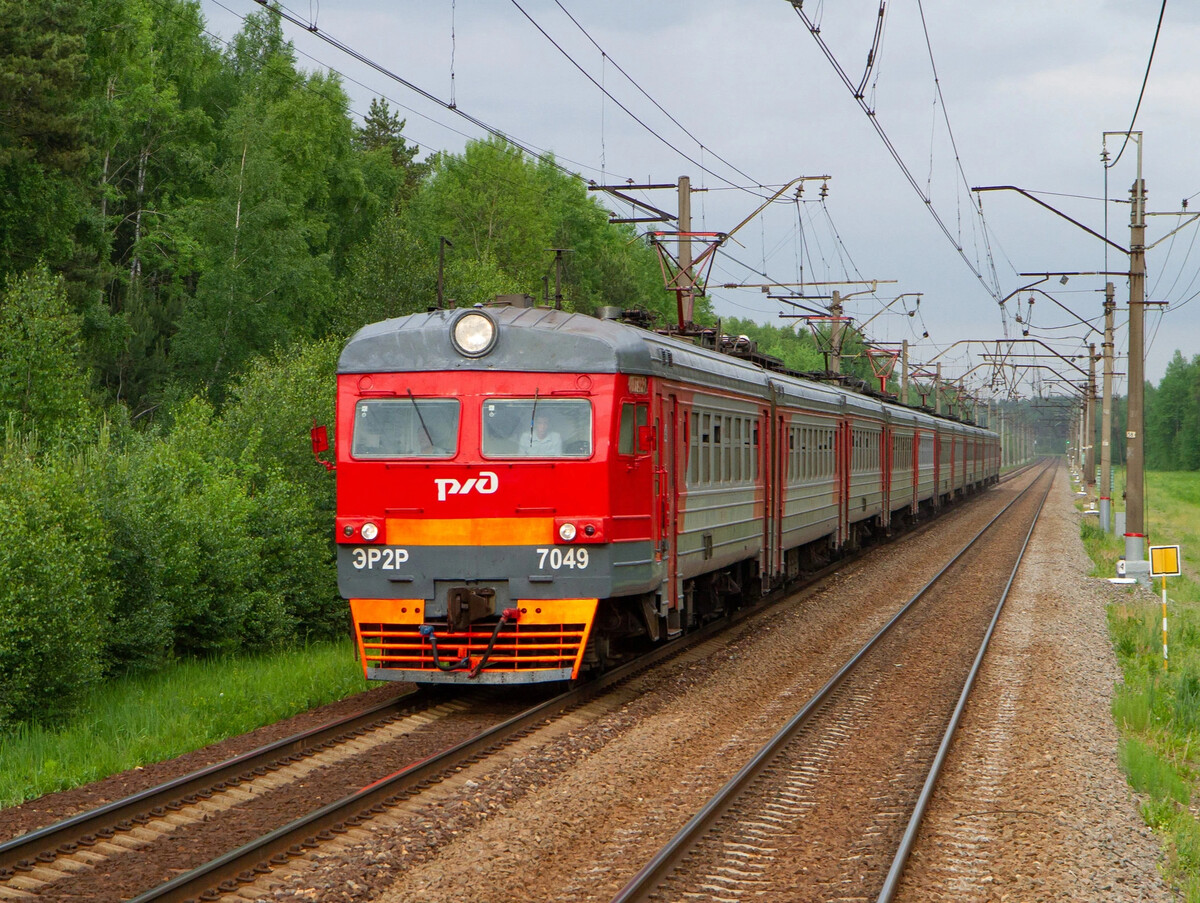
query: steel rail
609 460 1054 903
875 463 1055 902
0 689 426 875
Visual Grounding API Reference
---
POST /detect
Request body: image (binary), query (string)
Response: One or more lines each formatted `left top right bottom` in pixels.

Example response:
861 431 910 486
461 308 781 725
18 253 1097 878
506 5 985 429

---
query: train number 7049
535 547 589 570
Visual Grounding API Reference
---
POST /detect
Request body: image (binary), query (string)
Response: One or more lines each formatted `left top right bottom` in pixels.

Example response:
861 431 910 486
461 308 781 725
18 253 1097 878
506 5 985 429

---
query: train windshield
351 398 459 458
481 398 592 458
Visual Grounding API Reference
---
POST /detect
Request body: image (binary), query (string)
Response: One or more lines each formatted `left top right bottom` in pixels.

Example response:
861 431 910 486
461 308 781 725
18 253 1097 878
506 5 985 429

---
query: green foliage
84 0 222 411
408 136 675 321
1093 475 1200 895
0 0 90 281
356 97 428 208
0 429 113 728
0 265 93 437
218 339 342 636
116 399 263 656
723 316 825 372
1146 351 1200 472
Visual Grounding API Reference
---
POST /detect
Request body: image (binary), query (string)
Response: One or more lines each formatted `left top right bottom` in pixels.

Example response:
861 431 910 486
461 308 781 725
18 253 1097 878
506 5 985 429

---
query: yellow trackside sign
1150 545 1181 578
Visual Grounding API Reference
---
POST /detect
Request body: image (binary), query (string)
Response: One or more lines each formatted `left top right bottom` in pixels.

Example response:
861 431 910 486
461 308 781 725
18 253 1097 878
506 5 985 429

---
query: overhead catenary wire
787 1 1003 305
256 0 616 185
200 0 629 204
549 0 765 191
509 0 772 198
1105 0 1168 170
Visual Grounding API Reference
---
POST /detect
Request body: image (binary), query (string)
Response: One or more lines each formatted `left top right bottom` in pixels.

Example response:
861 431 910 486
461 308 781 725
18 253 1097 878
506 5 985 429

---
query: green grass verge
0 638 370 809
1084 468 1200 898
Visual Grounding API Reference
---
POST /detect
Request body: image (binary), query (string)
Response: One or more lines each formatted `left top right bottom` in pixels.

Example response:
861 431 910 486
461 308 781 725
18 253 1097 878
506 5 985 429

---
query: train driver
519 412 563 455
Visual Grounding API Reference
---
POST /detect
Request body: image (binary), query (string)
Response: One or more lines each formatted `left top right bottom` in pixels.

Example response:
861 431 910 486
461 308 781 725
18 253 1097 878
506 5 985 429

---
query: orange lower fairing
349 597 599 682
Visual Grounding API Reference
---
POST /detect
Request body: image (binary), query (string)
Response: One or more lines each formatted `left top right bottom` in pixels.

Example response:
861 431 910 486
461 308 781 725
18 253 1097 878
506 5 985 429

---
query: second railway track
613 459 1056 903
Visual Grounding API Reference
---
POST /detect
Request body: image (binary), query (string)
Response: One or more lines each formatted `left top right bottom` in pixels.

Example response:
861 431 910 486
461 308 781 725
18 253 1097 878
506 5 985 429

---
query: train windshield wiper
528 388 540 448
407 388 434 451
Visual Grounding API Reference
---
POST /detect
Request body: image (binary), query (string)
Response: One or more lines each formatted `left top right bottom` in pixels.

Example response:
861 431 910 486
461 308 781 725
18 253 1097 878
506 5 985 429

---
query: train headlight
451 311 497 357
558 523 577 542
360 522 380 541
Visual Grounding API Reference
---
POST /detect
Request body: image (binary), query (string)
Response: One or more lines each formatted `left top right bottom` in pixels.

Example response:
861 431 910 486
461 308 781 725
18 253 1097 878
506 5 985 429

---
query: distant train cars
333 305 999 685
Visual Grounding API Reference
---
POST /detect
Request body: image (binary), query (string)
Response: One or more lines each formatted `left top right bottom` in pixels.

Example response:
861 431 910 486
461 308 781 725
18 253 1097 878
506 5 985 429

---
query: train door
774 409 786 579
836 419 851 547
932 430 941 507
911 428 920 515
882 424 892 527
658 394 681 630
760 406 772 589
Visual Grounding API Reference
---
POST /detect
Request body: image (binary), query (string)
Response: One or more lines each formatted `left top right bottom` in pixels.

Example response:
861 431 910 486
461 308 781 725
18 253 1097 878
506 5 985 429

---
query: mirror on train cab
311 424 329 454
311 423 335 471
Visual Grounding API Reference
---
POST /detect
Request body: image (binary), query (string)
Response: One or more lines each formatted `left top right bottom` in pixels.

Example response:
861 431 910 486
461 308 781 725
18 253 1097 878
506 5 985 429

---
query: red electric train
331 303 1000 685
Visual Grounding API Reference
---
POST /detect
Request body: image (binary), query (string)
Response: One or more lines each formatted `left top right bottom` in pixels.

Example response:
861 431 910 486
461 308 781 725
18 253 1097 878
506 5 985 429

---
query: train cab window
618 403 649 455
352 398 459 458
481 398 592 458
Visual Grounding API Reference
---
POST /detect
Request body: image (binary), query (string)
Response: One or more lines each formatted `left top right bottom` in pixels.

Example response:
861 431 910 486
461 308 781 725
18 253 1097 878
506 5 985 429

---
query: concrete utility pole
901 339 909 405
935 364 942 414
1100 282 1115 532
1126 166 1148 568
678 176 691 297
999 408 1006 467
1086 342 1097 495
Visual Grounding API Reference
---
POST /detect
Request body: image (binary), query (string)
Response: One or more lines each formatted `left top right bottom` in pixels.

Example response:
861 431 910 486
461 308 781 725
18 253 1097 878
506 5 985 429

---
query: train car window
751 422 759 480
730 418 738 483
618 403 649 455
351 398 459 458
741 419 751 482
688 413 699 483
482 398 592 457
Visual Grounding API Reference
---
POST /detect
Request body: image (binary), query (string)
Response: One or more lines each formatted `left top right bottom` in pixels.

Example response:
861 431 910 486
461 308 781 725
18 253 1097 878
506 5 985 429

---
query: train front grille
357 621 588 672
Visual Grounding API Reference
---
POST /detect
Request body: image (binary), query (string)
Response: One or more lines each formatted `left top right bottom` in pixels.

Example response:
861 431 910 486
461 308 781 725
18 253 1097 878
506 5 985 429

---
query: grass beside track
0 639 370 809
1079 467 1200 900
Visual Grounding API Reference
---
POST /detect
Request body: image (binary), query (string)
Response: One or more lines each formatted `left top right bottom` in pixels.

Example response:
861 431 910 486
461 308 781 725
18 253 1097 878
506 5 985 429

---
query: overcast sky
200 0 1200 394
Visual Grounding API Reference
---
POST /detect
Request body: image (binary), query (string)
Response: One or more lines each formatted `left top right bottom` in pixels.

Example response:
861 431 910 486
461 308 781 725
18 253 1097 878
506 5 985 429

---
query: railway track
610 459 1055 902
0 690 422 865
0 468 1033 903
0 688 526 902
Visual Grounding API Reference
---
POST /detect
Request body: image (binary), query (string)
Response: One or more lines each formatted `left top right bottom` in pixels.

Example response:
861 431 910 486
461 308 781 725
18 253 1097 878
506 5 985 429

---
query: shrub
114 399 263 658
0 429 113 727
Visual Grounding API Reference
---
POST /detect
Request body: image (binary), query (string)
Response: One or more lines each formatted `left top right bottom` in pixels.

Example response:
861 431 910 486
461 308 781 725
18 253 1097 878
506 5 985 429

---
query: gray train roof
339 306 995 435
339 307 654 376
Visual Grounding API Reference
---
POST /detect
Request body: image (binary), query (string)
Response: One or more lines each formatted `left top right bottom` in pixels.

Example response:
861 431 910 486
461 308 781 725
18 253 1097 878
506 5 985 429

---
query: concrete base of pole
1124 533 1149 584
1099 498 1111 534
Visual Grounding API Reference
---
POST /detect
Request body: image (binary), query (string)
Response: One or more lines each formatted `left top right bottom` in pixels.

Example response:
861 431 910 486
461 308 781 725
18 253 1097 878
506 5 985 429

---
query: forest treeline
0 0 1188 730
0 0 703 728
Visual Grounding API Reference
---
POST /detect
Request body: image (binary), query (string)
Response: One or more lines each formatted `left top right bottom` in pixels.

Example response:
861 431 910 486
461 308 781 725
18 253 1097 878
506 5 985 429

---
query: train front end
335 306 657 685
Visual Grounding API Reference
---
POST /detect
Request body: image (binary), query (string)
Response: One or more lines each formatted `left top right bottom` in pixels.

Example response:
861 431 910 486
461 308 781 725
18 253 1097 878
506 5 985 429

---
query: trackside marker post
1149 545 1181 672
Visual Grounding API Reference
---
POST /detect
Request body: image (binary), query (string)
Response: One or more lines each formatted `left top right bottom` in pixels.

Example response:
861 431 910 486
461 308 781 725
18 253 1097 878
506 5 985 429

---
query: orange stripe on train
385 517 555 546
